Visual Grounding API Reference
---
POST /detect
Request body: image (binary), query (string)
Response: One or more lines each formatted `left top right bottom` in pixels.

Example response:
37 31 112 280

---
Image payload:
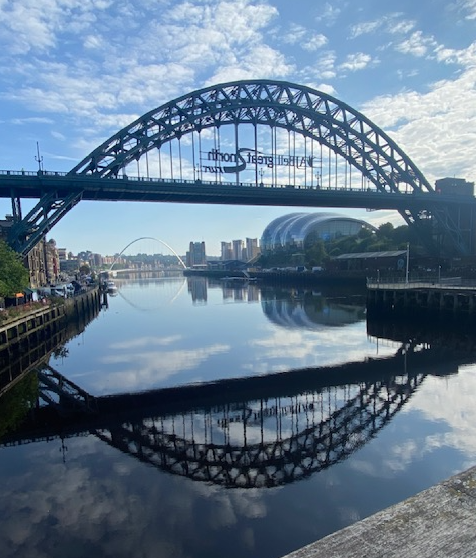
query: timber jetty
366 278 476 321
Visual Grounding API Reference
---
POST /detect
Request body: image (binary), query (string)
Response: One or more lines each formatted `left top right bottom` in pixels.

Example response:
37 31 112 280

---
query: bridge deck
281 464 476 558
0 169 464 211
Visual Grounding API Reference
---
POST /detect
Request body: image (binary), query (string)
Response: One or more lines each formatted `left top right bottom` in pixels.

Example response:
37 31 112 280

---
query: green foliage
0 240 29 298
0 372 38 440
377 222 394 238
258 222 428 268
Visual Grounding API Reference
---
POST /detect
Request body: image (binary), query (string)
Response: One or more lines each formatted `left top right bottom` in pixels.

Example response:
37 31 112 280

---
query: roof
333 250 407 260
261 212 374 250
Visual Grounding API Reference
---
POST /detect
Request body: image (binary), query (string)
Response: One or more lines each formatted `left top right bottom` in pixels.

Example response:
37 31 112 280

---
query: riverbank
281 464 476 558
0 287 103 397
183 268 368 287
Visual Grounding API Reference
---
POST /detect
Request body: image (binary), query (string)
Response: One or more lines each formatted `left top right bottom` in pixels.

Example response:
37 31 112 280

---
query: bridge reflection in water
4 319 473 488
94 371 422 488
3 279 476 489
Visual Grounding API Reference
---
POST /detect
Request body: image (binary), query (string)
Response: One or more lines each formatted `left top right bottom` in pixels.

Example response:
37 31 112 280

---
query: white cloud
435 41 476 66
95 343 230 392
10 116 54 125
388 19 416 35
361 64 476 183
460 0 476 19
207 44 292 85
0 0 113 54
395 30 438 57
302 34 328 52
350 14 415 39
282 23 307 45
281 24 327 52
349 20 382 39
310 50 337 80
0 0 286 138
109 334 182 350
339 52 374 72
315 2 341 25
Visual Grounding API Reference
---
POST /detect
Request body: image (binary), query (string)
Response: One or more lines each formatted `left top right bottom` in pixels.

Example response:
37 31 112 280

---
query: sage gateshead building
260 212 375 252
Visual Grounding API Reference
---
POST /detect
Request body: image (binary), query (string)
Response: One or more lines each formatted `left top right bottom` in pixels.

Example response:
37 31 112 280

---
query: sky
0 0 476 257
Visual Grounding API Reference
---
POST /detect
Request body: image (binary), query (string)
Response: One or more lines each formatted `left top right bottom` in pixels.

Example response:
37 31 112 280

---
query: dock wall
367 281 476 321
0 287 102 395
281 465 476 558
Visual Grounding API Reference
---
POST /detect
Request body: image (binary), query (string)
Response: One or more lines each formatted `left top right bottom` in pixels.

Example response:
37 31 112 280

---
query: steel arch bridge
109 236 186 270
1 79 473 256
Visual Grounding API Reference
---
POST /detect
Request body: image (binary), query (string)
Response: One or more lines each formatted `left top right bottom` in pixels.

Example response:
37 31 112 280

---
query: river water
1 274 476 558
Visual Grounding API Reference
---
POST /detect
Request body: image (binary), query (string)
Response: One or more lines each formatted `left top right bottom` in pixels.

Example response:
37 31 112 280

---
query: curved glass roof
261 212 373 251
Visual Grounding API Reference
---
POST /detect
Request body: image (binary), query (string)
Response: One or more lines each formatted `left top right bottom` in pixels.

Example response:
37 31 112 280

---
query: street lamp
259 168 264 186
315 171 321 188
35 142 44 173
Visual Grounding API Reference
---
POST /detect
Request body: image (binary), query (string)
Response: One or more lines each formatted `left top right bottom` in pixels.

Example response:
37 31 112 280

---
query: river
1 274 476 558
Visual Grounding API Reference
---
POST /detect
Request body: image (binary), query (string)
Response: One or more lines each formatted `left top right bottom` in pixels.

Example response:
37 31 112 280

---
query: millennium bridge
0 80 474 257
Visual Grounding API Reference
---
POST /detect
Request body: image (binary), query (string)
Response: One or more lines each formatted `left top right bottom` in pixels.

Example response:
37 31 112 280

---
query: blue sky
1 0 475 257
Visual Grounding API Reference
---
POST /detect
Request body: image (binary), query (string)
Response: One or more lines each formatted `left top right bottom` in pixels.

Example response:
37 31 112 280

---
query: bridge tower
434 178 476 257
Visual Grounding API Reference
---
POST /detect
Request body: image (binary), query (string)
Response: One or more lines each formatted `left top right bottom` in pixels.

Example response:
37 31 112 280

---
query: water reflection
0 299 102 436
2 339 464 488
2 282 476 492
260 287 366 328
187 277 366 321
0 300 102 397
113 275 367 327
3 280 476 558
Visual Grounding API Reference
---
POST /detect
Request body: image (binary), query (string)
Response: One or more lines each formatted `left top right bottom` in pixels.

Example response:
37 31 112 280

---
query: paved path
282 465 476 558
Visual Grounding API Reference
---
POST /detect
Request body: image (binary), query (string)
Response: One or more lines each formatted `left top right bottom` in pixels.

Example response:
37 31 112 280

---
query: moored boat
106 280 117 293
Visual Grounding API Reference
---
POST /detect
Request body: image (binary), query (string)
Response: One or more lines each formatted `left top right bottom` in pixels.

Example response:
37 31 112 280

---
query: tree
0 240 30 298
304 237 327 267
376 222 394 239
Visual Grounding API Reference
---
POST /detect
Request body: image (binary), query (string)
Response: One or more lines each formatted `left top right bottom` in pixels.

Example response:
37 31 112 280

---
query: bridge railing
0 169 433 195
0 169 68 177
366 276 476 290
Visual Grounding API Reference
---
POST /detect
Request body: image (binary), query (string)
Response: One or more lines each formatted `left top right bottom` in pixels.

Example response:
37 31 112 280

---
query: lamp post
405 243 410 284
315 171 321 189
259 168 264 187
35 142 44 173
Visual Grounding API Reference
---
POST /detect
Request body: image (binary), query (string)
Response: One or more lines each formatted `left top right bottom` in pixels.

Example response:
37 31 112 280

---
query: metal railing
0 169 443 195
366 276 476 290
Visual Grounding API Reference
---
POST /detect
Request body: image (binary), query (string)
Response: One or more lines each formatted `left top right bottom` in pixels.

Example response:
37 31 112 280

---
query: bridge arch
5 79 469 258
71 79 433 197
109 236 186 271
69 79 442 249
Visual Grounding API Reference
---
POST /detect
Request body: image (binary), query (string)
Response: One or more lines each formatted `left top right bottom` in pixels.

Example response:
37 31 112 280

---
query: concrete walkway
282 465 476 558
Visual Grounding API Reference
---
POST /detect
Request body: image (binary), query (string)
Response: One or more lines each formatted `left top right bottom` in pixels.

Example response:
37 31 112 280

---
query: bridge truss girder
7 189 82 255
